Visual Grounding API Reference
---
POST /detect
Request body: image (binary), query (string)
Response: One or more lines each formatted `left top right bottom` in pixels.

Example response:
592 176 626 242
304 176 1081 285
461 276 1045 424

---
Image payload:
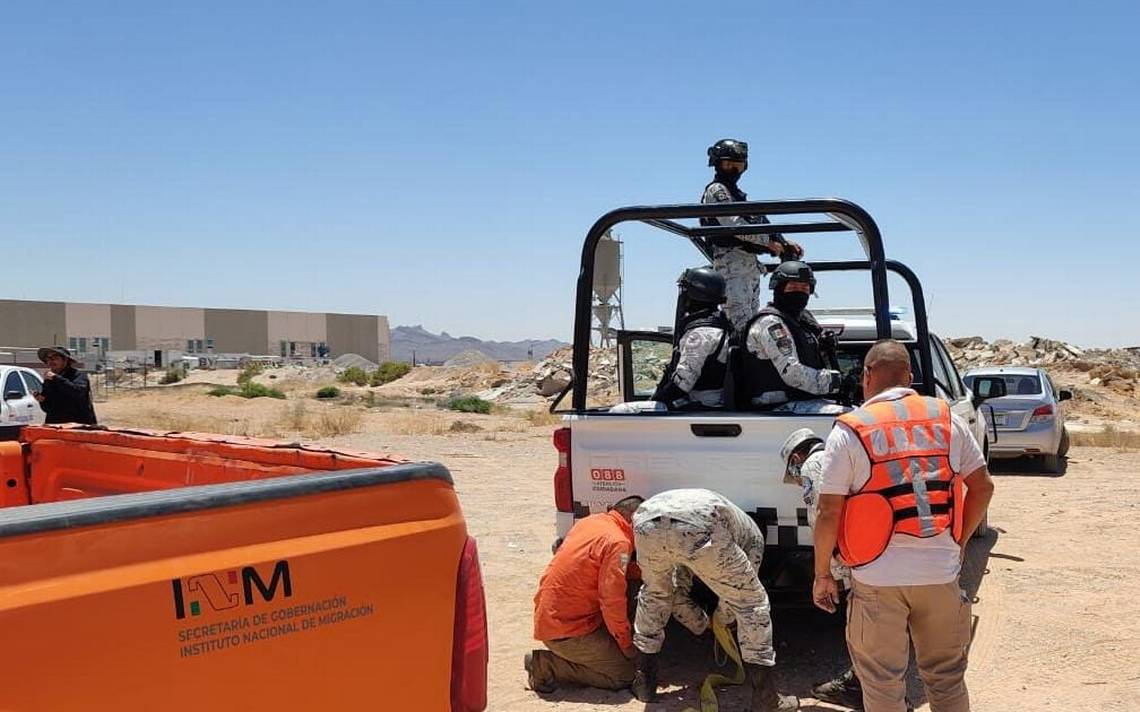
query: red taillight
451 536 488 712
1030 404 1054 423
553 427 573 513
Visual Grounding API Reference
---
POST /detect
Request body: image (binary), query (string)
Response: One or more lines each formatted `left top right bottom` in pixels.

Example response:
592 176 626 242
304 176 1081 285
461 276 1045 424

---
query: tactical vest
701 179 770 254
835 394 964 568
738 305 825 403
655 311 732 399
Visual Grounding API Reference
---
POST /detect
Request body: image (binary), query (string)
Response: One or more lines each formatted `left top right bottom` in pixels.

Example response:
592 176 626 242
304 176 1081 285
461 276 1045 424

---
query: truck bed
0 427 485 711
563 411 837 589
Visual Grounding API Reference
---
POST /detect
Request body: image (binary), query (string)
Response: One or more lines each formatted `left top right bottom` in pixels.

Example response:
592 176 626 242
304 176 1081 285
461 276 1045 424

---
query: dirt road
98 395 1140 710
351 426 1140 711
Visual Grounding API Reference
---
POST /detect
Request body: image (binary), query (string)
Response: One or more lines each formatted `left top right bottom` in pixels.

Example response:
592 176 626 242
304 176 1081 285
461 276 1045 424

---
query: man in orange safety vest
812 339 994 712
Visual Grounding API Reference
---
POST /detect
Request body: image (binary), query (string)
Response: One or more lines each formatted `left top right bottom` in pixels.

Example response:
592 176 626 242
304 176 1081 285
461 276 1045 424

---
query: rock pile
474 346 620 404
946 336 1140 396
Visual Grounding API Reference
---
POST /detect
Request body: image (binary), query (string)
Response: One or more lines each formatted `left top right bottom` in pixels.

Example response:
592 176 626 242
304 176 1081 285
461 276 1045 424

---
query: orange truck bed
0 425 488 711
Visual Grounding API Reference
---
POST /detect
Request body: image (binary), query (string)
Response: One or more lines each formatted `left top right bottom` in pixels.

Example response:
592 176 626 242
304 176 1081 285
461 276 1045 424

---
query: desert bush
315 386 341 399
445 396 493 414
370 361 411 387
338 366 370 386
240 382 286 399
160 368 184 385
449 420 483 433
207 383 285 400
237 363 264 385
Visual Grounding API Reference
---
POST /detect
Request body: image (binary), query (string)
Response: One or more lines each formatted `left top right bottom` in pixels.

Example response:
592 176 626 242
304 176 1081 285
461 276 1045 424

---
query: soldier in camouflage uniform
652 266 733 410
781 429 850 587
630 489 799 711
740 261 844 411
702 138 803 331
780 429 868 711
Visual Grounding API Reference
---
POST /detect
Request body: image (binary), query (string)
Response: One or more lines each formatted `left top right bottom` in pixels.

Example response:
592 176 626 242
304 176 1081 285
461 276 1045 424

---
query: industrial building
0 300 390 367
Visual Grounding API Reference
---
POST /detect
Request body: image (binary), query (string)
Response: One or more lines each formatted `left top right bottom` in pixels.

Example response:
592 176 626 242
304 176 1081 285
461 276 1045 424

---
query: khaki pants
531 628 635 690
847 580 972 712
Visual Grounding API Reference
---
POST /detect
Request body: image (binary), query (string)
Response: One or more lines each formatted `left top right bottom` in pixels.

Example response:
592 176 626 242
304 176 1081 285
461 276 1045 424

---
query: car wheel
1057 428 1070 458
1041 453 1061 473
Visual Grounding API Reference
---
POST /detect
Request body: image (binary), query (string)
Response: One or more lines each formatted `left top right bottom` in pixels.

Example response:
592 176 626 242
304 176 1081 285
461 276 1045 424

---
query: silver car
963 366 1071 472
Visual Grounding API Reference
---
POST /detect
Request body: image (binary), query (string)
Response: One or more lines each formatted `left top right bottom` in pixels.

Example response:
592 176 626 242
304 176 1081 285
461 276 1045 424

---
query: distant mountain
390 325 567 364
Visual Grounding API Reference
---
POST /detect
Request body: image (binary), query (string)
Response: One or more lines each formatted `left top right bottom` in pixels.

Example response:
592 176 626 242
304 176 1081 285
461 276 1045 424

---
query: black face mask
716 167 743 185
774 290 810 315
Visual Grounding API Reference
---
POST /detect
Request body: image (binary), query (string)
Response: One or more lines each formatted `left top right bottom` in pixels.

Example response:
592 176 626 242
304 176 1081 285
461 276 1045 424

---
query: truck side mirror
1058 389 1073 401
5 390 25 400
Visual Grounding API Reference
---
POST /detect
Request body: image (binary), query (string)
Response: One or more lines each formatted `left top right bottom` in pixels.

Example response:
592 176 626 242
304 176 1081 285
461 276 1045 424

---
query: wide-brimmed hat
37 345 80 367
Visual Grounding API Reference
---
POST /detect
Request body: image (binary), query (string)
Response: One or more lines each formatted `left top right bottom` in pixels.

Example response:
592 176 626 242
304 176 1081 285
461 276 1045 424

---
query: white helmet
780 428 824 481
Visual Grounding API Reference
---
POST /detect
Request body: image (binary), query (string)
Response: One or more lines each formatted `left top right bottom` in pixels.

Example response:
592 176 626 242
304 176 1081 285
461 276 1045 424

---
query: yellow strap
682 617 745 712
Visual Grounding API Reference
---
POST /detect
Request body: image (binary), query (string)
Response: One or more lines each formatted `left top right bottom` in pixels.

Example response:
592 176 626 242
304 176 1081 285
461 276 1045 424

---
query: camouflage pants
711 249 762 332
633 516 775 666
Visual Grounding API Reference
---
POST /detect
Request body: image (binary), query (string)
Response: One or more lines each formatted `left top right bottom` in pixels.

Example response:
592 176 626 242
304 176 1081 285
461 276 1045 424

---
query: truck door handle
690 423 741 438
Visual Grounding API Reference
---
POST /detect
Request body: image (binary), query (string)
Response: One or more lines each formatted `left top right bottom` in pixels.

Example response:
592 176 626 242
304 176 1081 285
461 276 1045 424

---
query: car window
932 338 965 400
4 371 27 398
21 371 43 395
966 373 1041 395
927 338 953 399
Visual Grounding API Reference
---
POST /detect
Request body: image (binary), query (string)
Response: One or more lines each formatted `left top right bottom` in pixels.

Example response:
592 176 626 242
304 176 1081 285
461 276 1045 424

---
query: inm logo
172 560 292 620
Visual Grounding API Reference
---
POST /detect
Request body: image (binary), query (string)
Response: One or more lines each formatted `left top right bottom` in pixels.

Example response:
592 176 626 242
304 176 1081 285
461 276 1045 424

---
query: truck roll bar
572 199 916 412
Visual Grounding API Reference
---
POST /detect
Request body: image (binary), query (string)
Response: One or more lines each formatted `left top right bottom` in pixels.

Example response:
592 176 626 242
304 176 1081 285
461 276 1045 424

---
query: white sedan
0 365 46 430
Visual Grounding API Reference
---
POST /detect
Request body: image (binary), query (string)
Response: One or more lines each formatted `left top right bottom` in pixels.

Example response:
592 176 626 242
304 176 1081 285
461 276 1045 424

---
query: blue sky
2 1 1137 346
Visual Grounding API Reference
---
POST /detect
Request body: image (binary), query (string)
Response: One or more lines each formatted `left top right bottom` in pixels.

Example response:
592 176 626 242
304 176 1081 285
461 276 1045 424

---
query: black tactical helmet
707 138 749 167
769 260 817 293
678 266 727 305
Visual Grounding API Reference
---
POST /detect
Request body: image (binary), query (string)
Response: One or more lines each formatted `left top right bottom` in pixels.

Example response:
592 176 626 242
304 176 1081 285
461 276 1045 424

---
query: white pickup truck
549 199 993 593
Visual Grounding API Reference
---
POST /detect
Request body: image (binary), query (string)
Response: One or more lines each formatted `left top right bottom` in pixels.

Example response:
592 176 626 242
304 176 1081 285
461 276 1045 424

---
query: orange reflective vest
836 393 964 567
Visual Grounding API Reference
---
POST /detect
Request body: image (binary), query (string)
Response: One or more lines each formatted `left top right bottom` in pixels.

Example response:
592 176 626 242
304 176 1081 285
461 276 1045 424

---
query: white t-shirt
819 386 987 586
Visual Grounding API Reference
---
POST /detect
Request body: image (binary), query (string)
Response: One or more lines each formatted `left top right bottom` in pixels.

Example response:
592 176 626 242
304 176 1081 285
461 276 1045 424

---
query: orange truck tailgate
0 462 476 711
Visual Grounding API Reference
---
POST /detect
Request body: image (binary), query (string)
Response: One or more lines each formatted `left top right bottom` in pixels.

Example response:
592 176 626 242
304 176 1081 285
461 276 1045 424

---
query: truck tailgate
568 413 837 548
0 464 468 711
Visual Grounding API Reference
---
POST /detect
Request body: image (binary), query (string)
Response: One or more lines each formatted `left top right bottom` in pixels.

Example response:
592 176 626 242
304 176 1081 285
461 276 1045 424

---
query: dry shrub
1069 425 1140 450
522 409 562 427
276 400 362 438
283 400 308 431
306 409 363 438
385 411 508 437
449 420 483 434
131 409 280 438
386 411 452 436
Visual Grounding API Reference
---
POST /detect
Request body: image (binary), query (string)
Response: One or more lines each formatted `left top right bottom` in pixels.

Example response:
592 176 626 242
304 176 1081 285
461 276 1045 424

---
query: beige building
0 300 390 365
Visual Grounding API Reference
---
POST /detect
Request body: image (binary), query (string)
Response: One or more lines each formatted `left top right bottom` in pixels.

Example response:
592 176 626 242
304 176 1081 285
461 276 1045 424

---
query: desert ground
94 367 1140 711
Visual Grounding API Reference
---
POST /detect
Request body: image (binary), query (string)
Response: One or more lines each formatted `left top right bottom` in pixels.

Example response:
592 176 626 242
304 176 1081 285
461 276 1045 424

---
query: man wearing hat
35 346 97 425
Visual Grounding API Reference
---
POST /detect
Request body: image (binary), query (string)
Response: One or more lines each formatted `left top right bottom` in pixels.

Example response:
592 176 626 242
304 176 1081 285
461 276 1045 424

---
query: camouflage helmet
780 428 824 468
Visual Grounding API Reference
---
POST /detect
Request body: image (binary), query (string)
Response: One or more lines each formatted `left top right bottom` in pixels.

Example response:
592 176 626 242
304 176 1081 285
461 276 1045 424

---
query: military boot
630 652 659 702
745 663 799 712
812 667 863 709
